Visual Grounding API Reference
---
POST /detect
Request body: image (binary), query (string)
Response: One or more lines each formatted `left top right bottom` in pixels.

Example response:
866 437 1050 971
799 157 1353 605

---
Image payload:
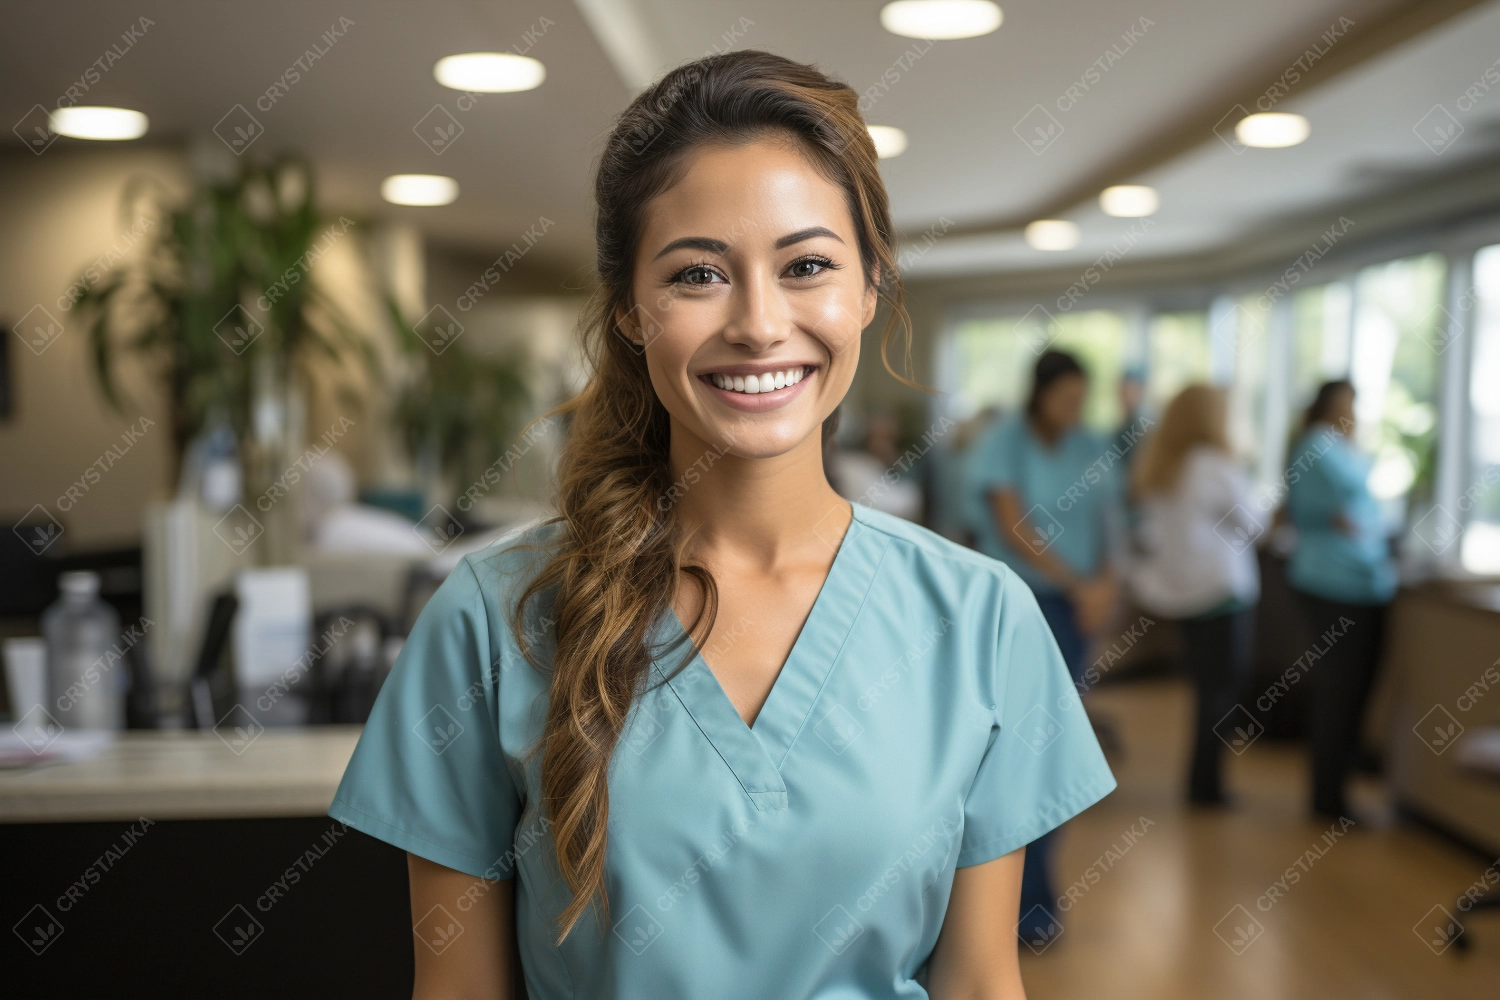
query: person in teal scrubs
331 51 1114 999
963 348 1123 943
1285 380 1396 818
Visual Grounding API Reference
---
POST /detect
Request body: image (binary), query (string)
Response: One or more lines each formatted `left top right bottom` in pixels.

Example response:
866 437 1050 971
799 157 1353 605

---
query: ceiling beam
939 0 1493 241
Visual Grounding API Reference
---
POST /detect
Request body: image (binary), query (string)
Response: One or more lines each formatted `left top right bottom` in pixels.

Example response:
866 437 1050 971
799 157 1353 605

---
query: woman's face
1328 386 1356 435
1037 373 1088 432
622 139 877 460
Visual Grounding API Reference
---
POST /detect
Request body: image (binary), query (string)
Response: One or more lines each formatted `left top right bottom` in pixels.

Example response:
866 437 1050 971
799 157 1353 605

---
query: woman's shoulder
851 505 1020 596
434 519 563 627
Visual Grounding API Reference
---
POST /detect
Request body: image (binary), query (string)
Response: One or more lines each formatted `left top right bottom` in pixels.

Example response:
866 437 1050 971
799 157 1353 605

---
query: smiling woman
328 49 1114 1000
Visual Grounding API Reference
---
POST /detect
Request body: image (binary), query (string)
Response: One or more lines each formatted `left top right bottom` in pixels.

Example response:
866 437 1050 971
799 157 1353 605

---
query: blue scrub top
965 413 1121 595
1285 426 1397 605
330 504 1115 999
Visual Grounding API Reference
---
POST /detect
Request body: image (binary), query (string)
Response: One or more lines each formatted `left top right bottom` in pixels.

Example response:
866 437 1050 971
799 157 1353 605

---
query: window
1350 253 1445 505
1464 243 1500 573
947 308 1129 431
1145 311 1210 409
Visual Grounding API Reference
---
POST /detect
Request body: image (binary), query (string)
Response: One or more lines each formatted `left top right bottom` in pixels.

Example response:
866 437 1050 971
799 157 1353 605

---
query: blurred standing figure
1286 380 1396 819
967 348 1120 939
828 411 922 520
1128 385 1259 805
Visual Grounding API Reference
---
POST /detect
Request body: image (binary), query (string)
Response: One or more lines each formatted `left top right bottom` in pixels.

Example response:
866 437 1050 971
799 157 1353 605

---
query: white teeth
711 367 809 394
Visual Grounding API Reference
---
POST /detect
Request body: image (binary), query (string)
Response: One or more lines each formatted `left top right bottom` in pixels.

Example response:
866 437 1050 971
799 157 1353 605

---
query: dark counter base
2 816 412 999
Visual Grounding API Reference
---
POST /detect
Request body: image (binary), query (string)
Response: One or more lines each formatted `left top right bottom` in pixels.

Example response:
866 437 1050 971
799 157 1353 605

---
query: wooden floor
1018 678 1500 1000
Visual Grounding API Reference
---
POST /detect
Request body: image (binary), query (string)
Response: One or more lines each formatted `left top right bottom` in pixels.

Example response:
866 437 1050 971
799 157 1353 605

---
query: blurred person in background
967 348 1121 939
1286 379 1396 820
1128 384 1259 806
828 409 923 521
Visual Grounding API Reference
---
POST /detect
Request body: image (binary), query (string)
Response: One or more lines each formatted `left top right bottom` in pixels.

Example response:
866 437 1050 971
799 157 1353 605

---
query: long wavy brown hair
1132 383 1229 496
512 49 912 941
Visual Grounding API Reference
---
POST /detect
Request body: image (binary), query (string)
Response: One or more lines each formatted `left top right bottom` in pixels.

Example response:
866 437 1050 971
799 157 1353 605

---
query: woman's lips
697 365 816 411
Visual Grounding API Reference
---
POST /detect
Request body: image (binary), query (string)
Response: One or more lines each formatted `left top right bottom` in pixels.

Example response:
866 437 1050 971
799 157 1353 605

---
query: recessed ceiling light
1025 220 1080 251
868 125 908 158
1235 112 1310 148
434 52 545 93
381 174 459 206
1099 185 1158 217
881 1 1002 39
48 106 148 140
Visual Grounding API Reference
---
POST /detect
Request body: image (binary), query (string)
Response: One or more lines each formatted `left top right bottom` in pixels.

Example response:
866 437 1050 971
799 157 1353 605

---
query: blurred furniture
0 727 409 997
1386 582 1500 856
1449 726 1500 952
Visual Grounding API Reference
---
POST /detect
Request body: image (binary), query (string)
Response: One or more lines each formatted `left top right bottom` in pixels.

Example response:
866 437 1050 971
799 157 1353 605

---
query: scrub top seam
654 658 786 805
769 529 894 773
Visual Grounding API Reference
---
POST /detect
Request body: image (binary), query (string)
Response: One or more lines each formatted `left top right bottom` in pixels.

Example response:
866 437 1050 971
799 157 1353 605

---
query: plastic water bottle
42 571 124 730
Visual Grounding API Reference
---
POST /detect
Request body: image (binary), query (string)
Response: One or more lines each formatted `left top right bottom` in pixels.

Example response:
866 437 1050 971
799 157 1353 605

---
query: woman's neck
667 419 850 569
1028 414 1064 447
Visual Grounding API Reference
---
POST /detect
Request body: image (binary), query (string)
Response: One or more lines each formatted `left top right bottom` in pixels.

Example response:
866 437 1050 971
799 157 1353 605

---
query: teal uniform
330 504 1115 999
1285 427 1397 605
966 414 1120 596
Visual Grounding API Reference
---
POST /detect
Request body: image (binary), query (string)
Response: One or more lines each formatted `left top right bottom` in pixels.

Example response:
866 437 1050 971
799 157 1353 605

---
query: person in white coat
1128 384 1260 805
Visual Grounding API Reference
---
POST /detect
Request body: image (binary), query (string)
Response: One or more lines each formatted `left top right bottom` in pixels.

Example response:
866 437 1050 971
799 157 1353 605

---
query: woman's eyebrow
651 226 846 261
774 226 843 249
652 236 727 261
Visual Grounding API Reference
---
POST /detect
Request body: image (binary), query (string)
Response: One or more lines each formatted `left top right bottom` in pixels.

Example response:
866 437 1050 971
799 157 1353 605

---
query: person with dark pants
966 350 1122 940
1127 385 1261 805
1286 381 1396 819
1179 606 1255 801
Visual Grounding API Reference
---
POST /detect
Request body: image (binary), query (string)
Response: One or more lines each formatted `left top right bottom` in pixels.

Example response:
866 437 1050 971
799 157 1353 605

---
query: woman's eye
680 266 719 285
787 258 829 279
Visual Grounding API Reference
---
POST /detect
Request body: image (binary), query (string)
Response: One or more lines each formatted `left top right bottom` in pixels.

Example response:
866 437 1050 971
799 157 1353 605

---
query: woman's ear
861 281 878 328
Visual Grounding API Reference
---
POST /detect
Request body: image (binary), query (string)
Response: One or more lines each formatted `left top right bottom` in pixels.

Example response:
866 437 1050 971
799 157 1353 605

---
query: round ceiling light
1235 112 1310 148
381 174 459 206
880 1 1002 40
1099 185 1159 218
434 52 545 93
49 106 148 140
868 125 909 158
1024 220 1080 251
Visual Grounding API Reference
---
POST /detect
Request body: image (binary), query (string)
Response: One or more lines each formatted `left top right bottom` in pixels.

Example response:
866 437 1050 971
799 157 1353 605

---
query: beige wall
0 146 189 550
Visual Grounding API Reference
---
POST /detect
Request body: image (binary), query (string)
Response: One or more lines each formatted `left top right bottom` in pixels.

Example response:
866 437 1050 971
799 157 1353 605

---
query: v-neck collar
651 505 891 812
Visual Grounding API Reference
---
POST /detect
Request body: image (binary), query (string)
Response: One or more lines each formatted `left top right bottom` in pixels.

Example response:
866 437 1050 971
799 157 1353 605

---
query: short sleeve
956 571 1116 867
968 419 1021 496
328 556 521 879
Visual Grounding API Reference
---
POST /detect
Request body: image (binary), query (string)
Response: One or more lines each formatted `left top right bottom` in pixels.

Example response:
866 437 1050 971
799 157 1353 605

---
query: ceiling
4 0 1499 283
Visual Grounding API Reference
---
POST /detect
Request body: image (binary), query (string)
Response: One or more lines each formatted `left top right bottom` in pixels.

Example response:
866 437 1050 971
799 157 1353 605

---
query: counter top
0 726 360 824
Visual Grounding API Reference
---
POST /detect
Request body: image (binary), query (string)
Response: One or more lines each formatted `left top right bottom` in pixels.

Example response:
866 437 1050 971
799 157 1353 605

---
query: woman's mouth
698 364 817 410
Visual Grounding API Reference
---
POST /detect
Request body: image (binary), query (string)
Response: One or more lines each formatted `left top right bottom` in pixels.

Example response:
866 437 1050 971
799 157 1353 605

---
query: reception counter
1 726 412 999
